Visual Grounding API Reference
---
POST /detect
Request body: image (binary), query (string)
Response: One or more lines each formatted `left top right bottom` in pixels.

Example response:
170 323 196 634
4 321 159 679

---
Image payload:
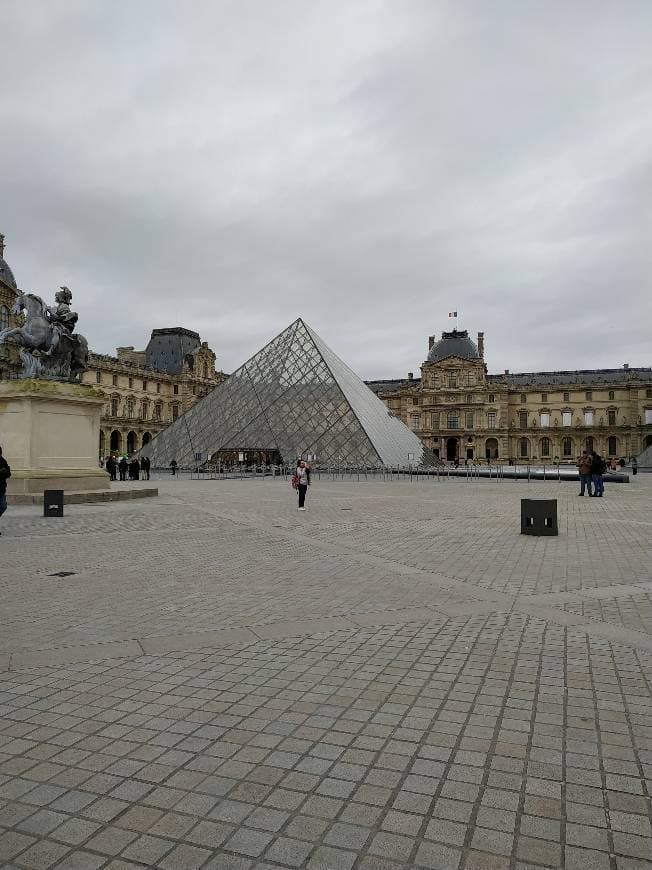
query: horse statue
0 289 89 381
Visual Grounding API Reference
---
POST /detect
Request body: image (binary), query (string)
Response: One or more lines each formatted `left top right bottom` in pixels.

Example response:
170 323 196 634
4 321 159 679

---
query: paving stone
8 838 70 869
85 826 139 856
307 845 357 870
414 841 462 869
264 836 314 867
565 845 613 870
225 827 275 857
158 843 212 869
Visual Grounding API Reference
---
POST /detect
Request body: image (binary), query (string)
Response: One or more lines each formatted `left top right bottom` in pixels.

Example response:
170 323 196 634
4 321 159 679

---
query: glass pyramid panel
141 318 431 467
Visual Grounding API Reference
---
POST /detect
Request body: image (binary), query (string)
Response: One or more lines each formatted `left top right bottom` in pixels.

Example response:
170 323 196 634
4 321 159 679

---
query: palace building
367 330 652 463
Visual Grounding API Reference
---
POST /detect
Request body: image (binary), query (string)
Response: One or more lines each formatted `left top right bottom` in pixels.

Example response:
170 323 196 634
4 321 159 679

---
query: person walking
632 456 638 476
0 446 11 535
577 450 593 496
295 459 310 511
591 450 606 497
141 456 150 480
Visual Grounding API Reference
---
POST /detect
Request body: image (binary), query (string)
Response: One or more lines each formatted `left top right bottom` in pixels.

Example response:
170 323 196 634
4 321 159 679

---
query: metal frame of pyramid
141 318 431 467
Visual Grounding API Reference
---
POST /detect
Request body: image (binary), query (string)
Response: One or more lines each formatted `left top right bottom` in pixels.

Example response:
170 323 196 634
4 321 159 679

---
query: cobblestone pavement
1 474 651 868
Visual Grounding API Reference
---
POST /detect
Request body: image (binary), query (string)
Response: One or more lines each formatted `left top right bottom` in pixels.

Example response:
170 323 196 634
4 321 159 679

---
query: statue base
0 380 109 495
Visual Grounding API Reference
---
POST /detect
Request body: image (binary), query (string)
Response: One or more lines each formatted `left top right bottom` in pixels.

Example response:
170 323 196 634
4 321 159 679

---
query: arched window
485 438 499 460
562 437 573 457
0 305 9 330
519 437 529 458
110 430 121 452
142 432 152 446
607 436 617 456
608 390 615 400
127 431 137 453
540 437 551 457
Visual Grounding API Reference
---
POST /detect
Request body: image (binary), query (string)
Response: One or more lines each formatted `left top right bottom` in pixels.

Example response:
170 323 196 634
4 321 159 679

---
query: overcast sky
2 1 651 379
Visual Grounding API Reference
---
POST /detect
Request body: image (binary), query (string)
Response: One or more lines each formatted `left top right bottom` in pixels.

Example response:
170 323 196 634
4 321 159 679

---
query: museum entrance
446 437 459 462
210 448 283 468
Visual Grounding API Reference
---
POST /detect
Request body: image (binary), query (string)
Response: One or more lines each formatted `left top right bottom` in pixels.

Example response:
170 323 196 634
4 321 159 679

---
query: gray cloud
2 0 651 378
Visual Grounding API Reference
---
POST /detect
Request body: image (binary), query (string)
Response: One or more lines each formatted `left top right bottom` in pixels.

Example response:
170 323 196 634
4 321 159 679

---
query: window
562 437 573 457
562 411 572 427
431 412 440 429
608 436 617 456
143 380 148 391
541 437 551 457
126 398 135 419
0 305 9 330
140 400 148 419
608 390 614 400
153 403 162 421
519 437 529 458
608 409 616 426
645 409 652 424
585 391 592 401
412 397 419 406
585 436 594 452
519 410 528 429
95 370 101 384
448 374 457 389
128 377 133 389
112 374 118 386
540 413 550 428
410 415 419 431
541 393 548 402
172 405 179 421
563 391 570 402
156 382 161 394
488 394 495 403
173 385 179 395
584 410 594 426
520 393 527 403
465 412 474 429
466 394 472 404
447 411 459 429
647 389 652 398
110 398 119 417
487 412 496 429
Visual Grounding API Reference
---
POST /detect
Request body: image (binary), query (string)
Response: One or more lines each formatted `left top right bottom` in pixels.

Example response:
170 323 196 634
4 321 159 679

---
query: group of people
104 455 151 481
0 446 10 535
576 450 607 497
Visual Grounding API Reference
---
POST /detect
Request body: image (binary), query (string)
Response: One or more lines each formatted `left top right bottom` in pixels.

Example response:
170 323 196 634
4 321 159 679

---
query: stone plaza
1 473 652 869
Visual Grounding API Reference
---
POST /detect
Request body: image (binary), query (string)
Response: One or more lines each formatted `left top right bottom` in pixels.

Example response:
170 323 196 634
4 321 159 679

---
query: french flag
448 311 457 318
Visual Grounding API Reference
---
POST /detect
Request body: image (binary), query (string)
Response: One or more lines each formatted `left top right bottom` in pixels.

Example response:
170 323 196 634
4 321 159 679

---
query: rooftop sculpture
0 286 89 381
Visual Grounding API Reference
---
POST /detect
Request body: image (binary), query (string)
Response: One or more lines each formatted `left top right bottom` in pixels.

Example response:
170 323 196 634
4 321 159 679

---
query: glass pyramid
142 318 431 467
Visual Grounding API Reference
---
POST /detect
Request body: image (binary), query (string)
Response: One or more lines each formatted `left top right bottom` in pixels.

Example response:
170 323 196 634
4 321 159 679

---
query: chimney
428 335 435 350
477 332 484 359
623 363 629 370
407 372 413 381
0 233 4 258
504 369 509 375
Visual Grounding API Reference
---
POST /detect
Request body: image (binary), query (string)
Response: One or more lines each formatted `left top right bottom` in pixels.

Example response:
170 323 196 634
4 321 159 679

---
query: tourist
141 456 150 480
296 459 310 511
577 450 593 496
118 456 128 481
170 459 178 476
129 458 140 480
0 446 11 534
590 450 606 497
632 457 638 476
105 455 116 481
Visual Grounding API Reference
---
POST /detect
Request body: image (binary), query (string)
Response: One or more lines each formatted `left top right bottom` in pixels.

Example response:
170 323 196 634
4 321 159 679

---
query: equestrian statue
0 286 89 381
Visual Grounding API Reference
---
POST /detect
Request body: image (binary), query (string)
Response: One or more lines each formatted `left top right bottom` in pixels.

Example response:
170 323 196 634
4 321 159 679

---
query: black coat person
141 456 150 480
105 456 117 481
118 458 128 481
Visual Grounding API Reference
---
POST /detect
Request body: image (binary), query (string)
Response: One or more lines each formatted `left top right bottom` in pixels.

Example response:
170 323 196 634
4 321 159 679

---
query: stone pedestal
0 380 109 494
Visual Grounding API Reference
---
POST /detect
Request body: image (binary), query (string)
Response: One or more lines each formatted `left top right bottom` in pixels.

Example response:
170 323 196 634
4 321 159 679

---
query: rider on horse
44 287 78 356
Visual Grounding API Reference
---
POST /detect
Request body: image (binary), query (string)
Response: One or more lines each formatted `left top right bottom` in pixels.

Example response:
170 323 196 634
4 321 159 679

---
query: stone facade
367 329 652 463
81 332 225 458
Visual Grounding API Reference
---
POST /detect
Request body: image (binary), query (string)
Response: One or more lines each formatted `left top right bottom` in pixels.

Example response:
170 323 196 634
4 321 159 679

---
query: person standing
296 459 310 511
0 446 11 534
632 457 638 476
577 450 593 496
591 450 606 497
106 455 116 481
141 456 150 480
118 456 128 481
